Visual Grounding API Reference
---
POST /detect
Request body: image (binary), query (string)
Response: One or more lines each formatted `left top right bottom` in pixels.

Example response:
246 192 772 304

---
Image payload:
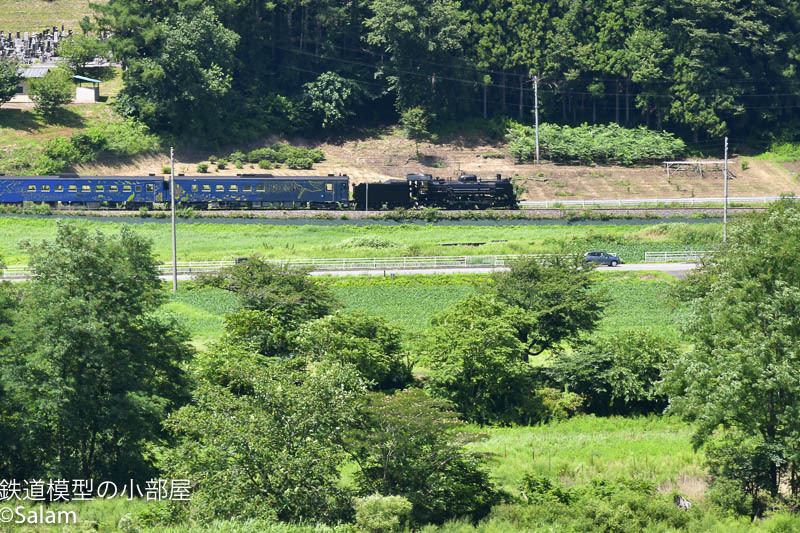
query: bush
547 331 678 416
351 389 500 525
216 159 227 170
338 236 398 249
247 148 276 163
308 148 325 163
161 166 171 174
258 159 272 170
286 156 314 170
197 163 209 173
29 68 73 121
506 121 685 165
353 494 412 533
208 155 218 164
228 150 246 165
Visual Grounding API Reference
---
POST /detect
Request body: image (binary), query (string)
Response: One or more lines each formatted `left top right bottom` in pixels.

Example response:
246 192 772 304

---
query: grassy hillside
0 0 104 32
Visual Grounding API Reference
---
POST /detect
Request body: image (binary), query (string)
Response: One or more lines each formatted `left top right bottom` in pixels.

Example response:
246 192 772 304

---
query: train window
192 185 198 192
202 184 211 192
256 184 265 192
215 184 224 191
95 185 104 192
135 185 142 192
68 185 77 192
81 185 91 192
123 185 132 192
326 183 333 191
146 184 154 192
41 185 50 192
110 185 118 192
55 185 63 192
27 185 36 192
229 184 238 192
243 184 252 192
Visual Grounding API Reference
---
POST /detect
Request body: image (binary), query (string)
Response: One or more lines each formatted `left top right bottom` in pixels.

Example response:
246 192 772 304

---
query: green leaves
0 59 21 107
29 67 74 122
0 223 192 482
164 357 366 522
506 121 686 165
664 200 800 501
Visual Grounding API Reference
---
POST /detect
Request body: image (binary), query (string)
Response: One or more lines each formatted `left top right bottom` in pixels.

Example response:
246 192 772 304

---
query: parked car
583 251 621 267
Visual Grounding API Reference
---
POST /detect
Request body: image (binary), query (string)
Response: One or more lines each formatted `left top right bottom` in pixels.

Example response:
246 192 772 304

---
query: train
0 173 518 210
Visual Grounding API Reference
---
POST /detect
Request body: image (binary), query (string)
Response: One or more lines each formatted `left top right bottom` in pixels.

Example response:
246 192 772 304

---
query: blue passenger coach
172 174 350 208
0 174 166 207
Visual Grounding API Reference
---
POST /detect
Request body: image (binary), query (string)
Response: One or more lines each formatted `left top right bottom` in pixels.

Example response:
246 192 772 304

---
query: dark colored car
583 251 621 267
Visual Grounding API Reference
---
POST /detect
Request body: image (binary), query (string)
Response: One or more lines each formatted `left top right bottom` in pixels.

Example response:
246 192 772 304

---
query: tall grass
467 415 704 494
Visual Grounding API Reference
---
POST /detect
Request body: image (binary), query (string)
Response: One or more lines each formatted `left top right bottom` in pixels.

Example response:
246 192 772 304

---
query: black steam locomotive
353 173 517 209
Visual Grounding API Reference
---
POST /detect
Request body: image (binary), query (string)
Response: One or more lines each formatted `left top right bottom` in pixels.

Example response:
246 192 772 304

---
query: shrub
228 150 246 165
547 332 678 416
506 121 685 165
216 159 227 170
234 161 243 169
520 474 573 505
286 156 314 170
208 155 218 164
308 148 325 163
247 148 276 163
29 68 73 121
353 494 412 533
197 163 209 173
351 389 500 525
258 159 272 170
161 166 171 174
338 236 398 249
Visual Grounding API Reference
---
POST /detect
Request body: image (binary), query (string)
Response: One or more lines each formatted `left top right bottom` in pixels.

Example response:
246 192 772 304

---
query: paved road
304 262 698 278
4 262 696 282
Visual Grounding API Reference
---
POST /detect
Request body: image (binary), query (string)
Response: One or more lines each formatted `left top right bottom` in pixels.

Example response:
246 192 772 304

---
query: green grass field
159 271 681 346
0 216 722 265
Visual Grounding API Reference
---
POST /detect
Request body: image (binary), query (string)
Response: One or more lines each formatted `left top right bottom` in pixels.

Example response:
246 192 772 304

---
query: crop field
160 272 681 348
0 216 722 265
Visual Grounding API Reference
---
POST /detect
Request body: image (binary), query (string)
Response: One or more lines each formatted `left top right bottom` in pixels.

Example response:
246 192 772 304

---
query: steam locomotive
0 173 517 210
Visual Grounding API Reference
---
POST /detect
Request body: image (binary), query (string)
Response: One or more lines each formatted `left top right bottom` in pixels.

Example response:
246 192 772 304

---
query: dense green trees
89 0 800 142
164 355 365 522
665 200 800 514
0 224 192 482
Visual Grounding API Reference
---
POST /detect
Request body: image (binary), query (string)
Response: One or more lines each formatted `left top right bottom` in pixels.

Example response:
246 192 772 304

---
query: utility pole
365 181 369 211
533 75 540 164
170 147 177 292
723 137 728 243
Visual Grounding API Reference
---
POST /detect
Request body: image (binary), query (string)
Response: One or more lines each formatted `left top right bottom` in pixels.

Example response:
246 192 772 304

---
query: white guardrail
1 255 553 279
644 251 714 263
520 196 797 208
1 250 712 279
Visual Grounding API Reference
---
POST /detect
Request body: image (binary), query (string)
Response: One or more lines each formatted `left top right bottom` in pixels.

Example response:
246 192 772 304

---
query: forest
74 0 800 145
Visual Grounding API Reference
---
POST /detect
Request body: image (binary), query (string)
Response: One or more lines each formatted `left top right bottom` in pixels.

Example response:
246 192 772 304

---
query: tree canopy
0 223 192 482
88 0 800 142
665 200 800 509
